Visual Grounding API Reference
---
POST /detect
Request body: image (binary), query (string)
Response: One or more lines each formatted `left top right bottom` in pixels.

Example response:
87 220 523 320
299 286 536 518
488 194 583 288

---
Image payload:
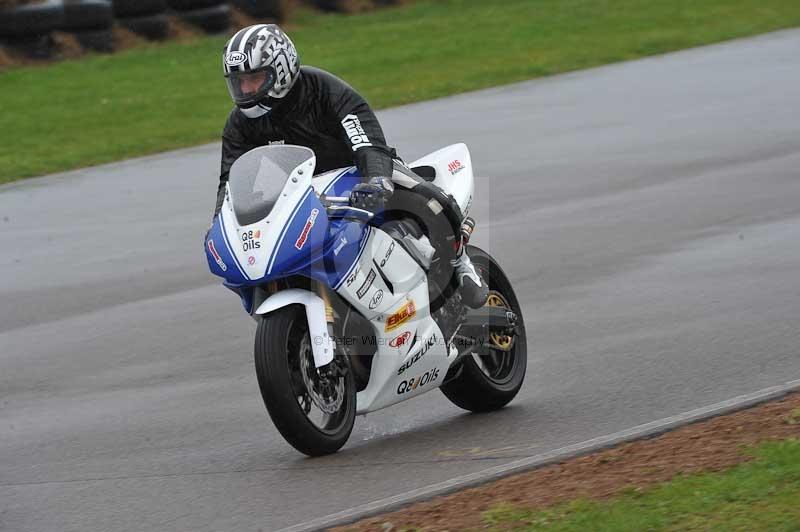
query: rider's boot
451 217 489 309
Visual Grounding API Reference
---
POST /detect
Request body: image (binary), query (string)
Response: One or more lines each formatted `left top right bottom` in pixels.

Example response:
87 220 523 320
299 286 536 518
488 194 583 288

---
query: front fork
316 285 350 379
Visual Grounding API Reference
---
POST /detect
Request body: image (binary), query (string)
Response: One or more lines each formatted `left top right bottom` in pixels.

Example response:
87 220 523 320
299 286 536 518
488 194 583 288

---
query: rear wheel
440 245 527 412
254 304 355 456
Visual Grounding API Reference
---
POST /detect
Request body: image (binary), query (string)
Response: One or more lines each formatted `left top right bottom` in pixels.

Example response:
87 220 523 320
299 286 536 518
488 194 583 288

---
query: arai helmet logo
225 51 247 67
369 289 384 310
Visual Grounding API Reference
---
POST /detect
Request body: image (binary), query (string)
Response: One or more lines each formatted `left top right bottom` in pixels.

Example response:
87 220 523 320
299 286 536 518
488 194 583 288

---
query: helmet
222 24 300 118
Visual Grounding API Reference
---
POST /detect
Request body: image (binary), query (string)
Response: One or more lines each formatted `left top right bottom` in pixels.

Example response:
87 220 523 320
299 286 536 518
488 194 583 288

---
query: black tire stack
311 0 403 13
63 0 114 52
0 0 65 58
166 0 230 34
112 0 169 40
311 0 372 13
230 0 286 22
311 0 345 12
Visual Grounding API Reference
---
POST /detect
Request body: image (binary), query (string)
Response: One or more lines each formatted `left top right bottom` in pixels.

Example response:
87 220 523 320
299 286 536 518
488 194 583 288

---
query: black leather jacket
215 66 396 213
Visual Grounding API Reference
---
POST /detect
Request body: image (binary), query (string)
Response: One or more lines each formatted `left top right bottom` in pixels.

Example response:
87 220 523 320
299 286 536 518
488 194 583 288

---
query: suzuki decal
369 289 384 310
397 334 436 375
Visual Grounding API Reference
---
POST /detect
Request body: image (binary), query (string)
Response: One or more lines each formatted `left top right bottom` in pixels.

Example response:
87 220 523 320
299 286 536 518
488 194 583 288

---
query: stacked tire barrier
311 0 399 13
230 0 285 21
112 0 169 40
311 0 361 12
0 1 65 57
167 0 230 34
1 0 402 64
64 0 115 52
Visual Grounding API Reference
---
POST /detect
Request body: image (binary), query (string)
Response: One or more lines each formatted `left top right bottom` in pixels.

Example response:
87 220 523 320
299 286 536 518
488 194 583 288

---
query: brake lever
319 194 374 221
326 205 374 221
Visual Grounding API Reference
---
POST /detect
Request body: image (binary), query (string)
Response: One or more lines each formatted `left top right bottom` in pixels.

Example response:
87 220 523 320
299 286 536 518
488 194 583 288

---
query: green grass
482 439 800 531
2 0 800 183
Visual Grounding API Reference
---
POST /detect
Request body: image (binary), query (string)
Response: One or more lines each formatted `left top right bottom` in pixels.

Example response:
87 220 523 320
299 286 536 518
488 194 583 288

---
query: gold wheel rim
485 291 514 350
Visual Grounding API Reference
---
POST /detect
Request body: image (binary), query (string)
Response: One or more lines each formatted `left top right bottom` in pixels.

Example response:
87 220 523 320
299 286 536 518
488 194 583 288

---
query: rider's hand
349 176 394 211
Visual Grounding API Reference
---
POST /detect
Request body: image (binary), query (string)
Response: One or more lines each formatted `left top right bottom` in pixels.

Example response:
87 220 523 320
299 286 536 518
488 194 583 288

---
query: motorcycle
205 143 526 456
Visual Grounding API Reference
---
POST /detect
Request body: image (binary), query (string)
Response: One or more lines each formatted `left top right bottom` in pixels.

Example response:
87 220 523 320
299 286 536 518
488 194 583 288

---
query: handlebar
323 195 350 204
319 194 374 222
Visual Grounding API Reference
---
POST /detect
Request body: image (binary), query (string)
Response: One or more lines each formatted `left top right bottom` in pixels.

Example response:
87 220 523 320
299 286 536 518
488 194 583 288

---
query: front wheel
440 245 527 412
254 304 356 456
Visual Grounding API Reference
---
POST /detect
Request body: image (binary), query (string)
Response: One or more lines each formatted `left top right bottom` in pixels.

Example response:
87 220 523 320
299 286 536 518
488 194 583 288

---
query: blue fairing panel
205 216 249 285
224 282 255 313
321 167 362 197
265 190 329 279
304 222 371 288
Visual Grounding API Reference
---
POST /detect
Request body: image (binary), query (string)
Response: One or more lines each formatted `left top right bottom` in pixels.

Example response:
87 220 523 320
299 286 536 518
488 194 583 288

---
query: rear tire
254 304 356 456
440 245 527 412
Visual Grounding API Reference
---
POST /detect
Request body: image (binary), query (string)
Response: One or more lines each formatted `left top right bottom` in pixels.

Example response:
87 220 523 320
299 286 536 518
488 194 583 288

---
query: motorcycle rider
215 24 488 308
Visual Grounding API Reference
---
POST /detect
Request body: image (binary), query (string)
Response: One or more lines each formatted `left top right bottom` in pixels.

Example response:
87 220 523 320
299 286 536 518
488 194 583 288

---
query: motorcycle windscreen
228 145 316 226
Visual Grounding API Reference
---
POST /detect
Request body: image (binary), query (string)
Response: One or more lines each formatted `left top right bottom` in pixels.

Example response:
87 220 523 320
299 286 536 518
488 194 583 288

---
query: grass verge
484 439 800 531
335 393 800 531
2 0 800 183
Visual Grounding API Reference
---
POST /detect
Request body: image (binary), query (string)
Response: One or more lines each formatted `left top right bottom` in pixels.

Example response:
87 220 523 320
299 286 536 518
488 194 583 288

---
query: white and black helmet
223 24 300 117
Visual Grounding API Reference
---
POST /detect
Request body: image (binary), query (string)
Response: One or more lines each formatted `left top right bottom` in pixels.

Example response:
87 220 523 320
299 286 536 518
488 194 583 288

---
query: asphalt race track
2 30 800 532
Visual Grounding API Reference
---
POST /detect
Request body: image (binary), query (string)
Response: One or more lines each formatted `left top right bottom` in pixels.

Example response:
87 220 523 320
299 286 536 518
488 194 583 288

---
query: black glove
349 176 394 211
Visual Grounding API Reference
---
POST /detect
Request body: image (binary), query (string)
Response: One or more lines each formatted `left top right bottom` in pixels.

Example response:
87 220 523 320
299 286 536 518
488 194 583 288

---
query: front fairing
205 146 328 286
204 146 370 291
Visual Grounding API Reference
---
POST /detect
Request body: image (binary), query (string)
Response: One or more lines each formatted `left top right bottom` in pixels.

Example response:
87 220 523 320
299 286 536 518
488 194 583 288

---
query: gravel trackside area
334 393 800 531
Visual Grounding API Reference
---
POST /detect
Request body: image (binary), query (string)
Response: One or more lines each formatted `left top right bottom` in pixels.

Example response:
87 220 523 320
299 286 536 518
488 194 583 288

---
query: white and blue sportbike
205 143 526 455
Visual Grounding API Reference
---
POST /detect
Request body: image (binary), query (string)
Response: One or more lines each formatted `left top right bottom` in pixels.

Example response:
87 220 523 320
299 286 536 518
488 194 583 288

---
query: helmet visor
225 68 277 108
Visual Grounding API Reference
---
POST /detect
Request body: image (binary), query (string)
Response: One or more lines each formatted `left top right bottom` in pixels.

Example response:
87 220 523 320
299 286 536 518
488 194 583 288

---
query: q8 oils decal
396 367 440 395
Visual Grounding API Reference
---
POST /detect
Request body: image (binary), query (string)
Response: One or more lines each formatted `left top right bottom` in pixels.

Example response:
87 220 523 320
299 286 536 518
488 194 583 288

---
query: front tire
440 246 527 412
254 304 356 456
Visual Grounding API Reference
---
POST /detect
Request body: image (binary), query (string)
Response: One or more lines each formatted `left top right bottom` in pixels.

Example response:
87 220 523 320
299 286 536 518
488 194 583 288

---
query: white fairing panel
311 167 354 196
335 228 455 414
409 143 475 217
253 289 335 368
